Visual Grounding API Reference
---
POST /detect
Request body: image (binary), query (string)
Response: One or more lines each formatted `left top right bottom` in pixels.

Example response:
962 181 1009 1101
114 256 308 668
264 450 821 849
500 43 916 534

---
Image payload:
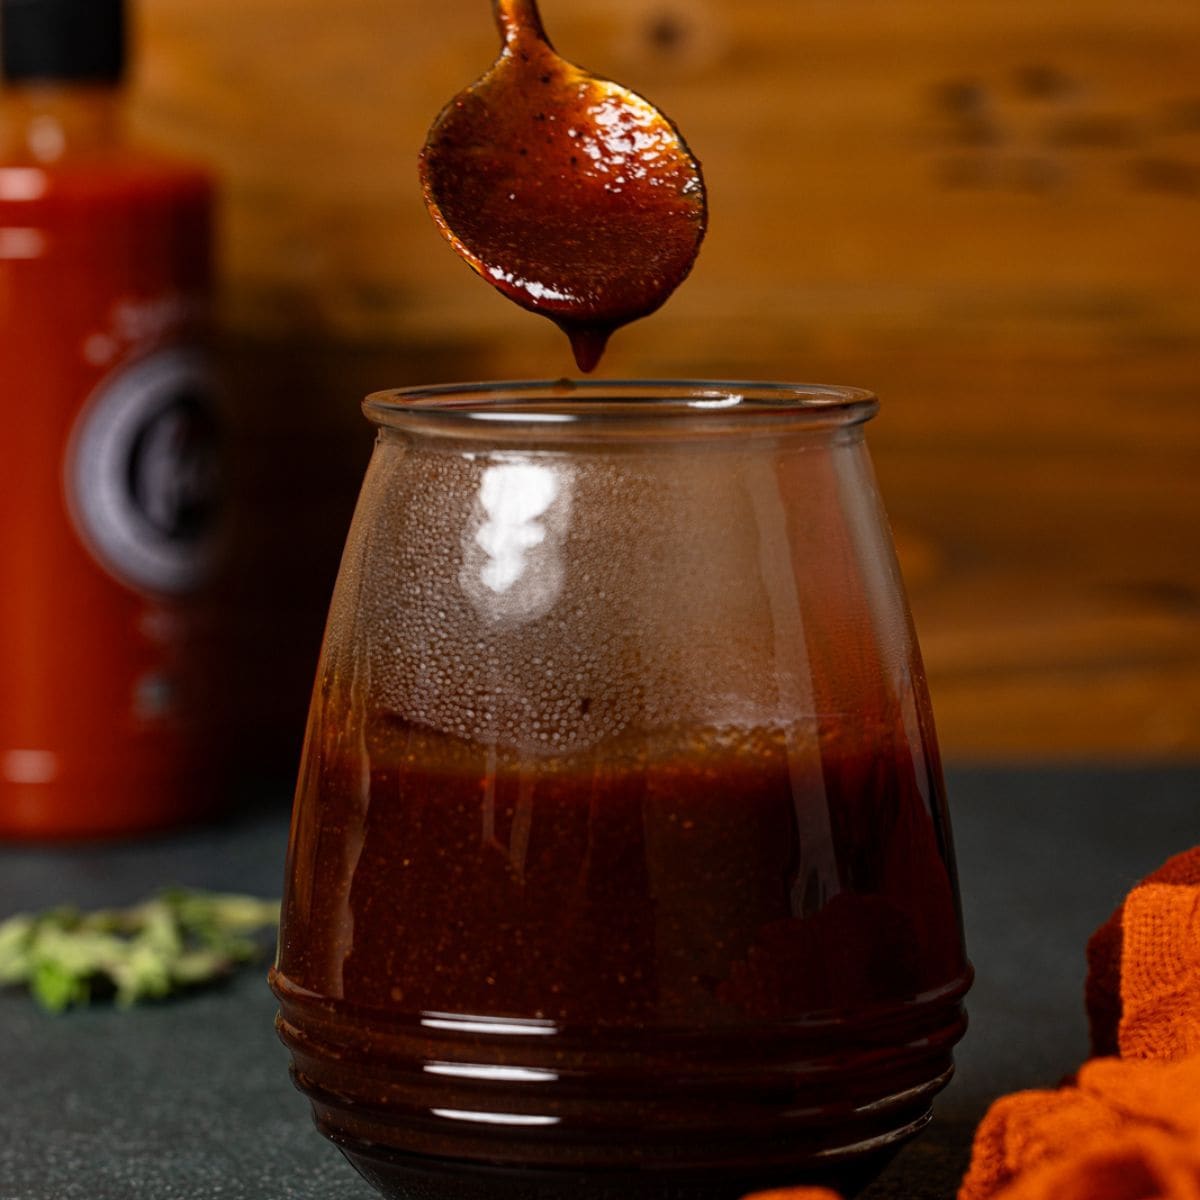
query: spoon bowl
419 0 707 371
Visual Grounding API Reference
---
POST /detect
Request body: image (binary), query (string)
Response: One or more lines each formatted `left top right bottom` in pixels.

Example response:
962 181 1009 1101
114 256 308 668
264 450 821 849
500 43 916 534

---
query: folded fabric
960 846 1200 1200
959 1055 1200 1199
976 1128 1200 1200
1086 847 1200 1062
741 1190 841 1200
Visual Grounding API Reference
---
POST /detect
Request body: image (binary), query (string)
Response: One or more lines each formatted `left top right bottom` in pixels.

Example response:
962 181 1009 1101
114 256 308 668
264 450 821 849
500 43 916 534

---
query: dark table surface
1 765 1196 1200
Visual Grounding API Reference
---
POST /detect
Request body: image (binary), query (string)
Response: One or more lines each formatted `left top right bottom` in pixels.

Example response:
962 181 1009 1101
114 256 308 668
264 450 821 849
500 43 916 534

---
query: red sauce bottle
0 0 223 837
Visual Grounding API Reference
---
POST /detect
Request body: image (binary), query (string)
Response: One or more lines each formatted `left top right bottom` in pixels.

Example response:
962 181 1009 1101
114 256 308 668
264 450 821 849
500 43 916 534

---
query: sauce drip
418 0 707 372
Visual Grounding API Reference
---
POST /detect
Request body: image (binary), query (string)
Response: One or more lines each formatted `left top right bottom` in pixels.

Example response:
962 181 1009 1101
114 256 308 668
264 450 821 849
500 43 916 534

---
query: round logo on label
66 348 222 595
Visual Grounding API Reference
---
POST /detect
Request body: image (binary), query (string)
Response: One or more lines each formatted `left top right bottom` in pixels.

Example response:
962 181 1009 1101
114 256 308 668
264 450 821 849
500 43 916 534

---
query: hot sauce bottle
0 0 223 836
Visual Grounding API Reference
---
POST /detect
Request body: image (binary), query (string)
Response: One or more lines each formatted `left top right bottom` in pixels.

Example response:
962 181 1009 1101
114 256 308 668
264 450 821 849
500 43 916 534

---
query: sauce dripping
418 0 707 372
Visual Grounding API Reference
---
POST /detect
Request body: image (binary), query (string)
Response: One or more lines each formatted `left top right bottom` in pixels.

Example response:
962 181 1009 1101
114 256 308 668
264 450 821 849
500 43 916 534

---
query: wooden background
126 0 1199 762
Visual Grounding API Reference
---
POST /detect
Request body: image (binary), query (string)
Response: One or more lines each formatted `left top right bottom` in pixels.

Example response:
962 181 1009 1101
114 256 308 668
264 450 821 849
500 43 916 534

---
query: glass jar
271 381 971 1199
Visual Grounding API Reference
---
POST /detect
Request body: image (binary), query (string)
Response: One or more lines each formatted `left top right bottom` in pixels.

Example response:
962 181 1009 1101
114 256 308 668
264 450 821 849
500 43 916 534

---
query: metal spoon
419 0 707 372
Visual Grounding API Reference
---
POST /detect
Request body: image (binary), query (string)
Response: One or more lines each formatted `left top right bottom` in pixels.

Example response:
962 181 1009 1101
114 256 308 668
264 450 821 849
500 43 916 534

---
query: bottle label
65 347 222 596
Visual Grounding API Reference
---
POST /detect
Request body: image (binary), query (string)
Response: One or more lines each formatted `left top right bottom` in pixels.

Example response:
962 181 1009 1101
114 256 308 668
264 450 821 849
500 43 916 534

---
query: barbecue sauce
282 715 965 1024
419 0 706 372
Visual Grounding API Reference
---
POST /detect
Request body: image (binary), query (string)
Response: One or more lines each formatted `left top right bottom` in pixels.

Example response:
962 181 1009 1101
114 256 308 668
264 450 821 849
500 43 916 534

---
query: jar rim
363 380 879 438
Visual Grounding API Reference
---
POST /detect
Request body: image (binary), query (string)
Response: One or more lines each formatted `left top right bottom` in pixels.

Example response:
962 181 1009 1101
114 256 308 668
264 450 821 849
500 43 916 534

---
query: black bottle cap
2 0 125 84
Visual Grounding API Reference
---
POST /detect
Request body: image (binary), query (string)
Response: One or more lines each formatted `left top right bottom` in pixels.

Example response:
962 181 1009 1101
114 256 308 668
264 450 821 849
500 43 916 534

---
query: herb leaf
0 891 280 1012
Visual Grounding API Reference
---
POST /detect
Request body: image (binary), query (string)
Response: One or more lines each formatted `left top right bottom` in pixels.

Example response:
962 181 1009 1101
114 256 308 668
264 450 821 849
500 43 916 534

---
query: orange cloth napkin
742 1192 841 1200
742 846 1200 1200
959 846 1200 1200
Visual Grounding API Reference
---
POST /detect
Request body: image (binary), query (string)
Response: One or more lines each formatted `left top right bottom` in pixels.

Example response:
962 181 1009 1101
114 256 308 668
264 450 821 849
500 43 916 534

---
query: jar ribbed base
331 1132 912 1200
272 967 970 1197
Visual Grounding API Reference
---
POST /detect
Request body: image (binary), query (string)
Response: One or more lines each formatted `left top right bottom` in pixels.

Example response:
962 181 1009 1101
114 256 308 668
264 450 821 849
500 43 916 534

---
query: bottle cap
2 0 125 84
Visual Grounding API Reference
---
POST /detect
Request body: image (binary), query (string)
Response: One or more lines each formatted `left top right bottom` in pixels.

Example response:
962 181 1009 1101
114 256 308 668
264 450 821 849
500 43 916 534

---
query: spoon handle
494 0 549 49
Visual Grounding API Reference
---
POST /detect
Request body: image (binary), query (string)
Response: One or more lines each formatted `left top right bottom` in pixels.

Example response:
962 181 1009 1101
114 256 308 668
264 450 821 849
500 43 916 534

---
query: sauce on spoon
418 0 707 372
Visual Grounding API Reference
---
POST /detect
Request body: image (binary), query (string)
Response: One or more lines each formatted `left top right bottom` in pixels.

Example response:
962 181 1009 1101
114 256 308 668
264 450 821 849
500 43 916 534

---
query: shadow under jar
271 381 971 1200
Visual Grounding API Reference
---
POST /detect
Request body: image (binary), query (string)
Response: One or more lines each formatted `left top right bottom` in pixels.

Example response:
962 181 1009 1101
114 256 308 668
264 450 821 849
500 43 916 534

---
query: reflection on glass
460 461 572 625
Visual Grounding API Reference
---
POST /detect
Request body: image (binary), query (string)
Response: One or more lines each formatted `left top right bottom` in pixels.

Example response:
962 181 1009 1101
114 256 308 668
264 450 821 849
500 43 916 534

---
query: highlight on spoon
418 0 707 372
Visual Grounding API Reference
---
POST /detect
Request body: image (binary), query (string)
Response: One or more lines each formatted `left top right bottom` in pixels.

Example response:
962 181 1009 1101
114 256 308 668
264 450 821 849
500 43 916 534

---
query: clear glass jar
272 381 971 1199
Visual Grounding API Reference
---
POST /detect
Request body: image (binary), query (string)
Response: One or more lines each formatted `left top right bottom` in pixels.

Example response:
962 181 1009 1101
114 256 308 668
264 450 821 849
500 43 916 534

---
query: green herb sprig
0 889 280 1012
